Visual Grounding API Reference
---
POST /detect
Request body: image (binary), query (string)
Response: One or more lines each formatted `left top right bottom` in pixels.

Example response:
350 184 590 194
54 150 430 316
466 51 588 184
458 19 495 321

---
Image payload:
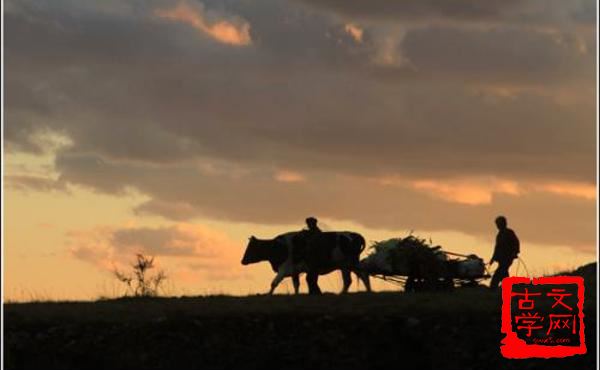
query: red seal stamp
500 276 586 358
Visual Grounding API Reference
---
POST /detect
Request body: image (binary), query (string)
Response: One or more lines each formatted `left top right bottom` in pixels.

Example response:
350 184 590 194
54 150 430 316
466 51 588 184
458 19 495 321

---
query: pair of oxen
241 231 372 295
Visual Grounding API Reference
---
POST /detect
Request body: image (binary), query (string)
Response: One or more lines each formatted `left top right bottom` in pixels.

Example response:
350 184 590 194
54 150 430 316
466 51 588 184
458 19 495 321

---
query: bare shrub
113 254 167 297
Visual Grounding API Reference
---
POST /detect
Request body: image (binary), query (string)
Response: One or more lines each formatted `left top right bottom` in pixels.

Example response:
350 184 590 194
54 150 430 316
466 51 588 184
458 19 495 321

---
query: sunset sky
4 0 597 300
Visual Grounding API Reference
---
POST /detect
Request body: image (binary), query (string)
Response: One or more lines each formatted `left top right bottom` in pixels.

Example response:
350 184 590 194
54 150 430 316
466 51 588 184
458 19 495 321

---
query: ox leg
292 273 300 294
341 269 352 293
306 272 322 295
269 270 286 295
355 270 371 292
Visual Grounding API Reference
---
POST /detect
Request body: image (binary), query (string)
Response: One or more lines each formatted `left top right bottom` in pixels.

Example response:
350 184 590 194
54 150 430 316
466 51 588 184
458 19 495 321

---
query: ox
241 231 371 295
241 232 303 294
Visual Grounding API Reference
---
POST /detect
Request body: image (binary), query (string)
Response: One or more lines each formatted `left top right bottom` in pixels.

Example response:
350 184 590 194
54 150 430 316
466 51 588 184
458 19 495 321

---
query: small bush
113 254 167 297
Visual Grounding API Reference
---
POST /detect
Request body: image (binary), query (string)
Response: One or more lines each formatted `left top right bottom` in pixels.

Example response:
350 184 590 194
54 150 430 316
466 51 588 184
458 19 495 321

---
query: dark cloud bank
5 0 597 252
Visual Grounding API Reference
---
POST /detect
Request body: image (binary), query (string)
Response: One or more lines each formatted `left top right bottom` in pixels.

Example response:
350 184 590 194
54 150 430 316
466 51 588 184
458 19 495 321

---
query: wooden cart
362 245 491 292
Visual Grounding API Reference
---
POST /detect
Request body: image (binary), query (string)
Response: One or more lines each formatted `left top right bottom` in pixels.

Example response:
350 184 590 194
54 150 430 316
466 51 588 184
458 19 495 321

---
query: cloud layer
5 0 596 255
155 2 251 46
68 223 247 282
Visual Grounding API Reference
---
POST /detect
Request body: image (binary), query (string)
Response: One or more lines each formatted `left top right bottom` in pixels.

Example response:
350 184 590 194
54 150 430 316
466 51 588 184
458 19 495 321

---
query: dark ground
4 263 597 370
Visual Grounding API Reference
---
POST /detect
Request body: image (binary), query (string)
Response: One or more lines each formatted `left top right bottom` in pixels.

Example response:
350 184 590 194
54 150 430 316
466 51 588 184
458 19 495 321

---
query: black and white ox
241 231 371 295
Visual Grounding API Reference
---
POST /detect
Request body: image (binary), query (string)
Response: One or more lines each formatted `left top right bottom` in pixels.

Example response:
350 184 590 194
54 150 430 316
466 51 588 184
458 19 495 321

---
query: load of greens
361 235 447 276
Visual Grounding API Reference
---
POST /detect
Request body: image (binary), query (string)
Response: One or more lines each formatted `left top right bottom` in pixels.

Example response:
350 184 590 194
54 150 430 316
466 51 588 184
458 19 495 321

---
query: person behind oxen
488 216 520 289
304 217 323 252
292 217 323 268
305 217 322 234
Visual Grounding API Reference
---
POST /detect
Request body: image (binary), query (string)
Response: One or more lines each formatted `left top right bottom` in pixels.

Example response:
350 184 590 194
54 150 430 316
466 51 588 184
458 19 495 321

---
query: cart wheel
440 277 454 290
459 279 480 288
405 276 416 292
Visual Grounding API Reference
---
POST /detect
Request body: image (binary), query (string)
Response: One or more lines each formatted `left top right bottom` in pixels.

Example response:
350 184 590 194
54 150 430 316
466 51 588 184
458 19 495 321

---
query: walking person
489 216 520 289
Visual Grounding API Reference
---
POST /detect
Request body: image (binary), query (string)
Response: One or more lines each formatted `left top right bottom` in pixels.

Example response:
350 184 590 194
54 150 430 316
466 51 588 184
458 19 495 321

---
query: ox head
241 236 270 265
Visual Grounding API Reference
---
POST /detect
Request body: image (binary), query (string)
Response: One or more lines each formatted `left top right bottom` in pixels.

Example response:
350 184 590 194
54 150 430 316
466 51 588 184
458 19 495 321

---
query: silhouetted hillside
4 263 596 370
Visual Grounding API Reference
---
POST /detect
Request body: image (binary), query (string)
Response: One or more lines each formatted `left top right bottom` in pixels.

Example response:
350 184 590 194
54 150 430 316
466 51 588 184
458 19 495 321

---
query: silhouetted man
305 217 321 234
489 216 520 289
294 217 323 266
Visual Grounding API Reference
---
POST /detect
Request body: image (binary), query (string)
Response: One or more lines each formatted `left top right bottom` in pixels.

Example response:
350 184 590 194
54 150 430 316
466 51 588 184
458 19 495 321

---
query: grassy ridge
4 264 597 370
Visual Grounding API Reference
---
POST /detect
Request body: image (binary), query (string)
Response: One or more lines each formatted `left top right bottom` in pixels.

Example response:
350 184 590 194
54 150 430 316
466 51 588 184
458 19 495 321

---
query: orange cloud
537 182 596 200
66 222 253 297
274 170 306 183
375 176 521 205
376 175 596 205
155 2 251 46
411 179 521 205
67 223 240 275
344 23 363 43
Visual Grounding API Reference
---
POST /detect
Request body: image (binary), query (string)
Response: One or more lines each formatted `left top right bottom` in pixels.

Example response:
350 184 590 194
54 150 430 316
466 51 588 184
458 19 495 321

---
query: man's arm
488 233 500 265
489 240 499 264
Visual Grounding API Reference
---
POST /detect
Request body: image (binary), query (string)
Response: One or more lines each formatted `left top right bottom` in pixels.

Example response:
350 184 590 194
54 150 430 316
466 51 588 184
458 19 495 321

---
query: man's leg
306 272 322 295
490 268 502 289
490 260 512 289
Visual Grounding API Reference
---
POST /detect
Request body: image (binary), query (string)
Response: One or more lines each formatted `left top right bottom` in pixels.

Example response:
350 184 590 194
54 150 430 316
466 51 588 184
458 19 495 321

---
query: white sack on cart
456 256 485 278
359 238 401 274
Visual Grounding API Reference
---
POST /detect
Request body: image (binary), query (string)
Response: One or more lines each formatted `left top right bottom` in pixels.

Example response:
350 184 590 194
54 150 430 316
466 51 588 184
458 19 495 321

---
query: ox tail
354 233 368 292
356 233 366 254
